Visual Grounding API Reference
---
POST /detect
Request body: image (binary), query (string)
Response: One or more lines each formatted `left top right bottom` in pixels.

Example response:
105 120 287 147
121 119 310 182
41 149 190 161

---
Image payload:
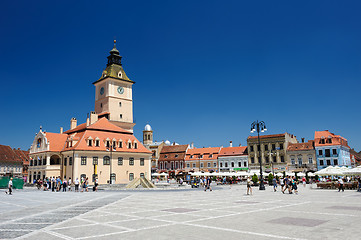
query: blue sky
1 0 360 151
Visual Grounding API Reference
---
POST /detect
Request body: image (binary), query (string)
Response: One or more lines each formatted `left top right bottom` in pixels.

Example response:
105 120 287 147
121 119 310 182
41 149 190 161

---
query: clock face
117 86 124 94
100 87 104 95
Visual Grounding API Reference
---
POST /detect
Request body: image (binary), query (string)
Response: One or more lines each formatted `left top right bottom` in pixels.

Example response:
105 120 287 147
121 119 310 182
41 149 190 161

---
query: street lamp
269 150 277 176
251 120 267 190
106 141 116 184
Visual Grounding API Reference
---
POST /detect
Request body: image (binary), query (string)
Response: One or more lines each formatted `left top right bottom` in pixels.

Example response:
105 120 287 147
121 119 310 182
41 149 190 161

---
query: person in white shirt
338 178 344 192
74 178 80 192
6 178 13 195
68 177 72 191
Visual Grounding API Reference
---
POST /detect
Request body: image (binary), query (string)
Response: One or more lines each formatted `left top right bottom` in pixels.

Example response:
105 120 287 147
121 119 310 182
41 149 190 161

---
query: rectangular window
106 141 110 148
129 173 134 181
187 163 190 168
220 162 223 168
200 163 204 168
320 159 324 165
238 162 242 167
250 146 254 152
325 149 331 157
120 114 123 119
326 159 331 165
243 161 247 167
257 145 260 151
43 158 46 165
69 157 73 165
291 158 295 165
207 162 211 168
279 143 283 150
225 162 228 168
251 157 255 164
333 159 338 165
118 157 123 165
119 142 122 148
332 149 337 155
103 157 110 165
93 157 98 165
192 163 196 168
280 156 285 163
64 158 67 166
265 157 269 163
298 157 302 165
214 162 217 167
140 158 144 166
272 144 276 150
134 143 138 149
81 156 87 165
265 145 268 151
88 140 92 147
318 150 323 156
95 140 100 147
308 157 313 164
129 157 134 166
128 142 132 149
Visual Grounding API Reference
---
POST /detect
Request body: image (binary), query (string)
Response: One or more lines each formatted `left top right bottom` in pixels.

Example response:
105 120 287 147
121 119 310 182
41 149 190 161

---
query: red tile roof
45 132 68 152
161 145 189 154
219 146 247 157
287 141 314 151
314 130 349 148
159 145 188 161
0 145 24 163
185 147 221 161
42 118 150 154
248 133 286 140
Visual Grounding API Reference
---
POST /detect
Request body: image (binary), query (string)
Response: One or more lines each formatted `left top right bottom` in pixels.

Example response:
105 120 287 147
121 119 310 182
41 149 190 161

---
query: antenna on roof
40 126 42 130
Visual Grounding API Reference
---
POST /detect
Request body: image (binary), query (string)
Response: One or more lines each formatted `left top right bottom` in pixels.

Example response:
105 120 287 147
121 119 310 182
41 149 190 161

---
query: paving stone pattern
1 184 361 239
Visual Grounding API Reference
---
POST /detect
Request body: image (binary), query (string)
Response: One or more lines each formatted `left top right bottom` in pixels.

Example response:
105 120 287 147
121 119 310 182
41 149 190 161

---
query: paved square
1 184 361 239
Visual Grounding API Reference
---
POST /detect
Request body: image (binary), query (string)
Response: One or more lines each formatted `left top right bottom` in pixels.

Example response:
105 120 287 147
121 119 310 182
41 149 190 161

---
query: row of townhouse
143 125 357 176
0 144 29 180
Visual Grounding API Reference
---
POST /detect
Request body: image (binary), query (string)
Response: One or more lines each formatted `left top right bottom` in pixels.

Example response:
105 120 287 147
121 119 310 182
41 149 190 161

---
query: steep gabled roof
45 132 68 152
160 145 189 154
0 145 23 163
287 141 314 151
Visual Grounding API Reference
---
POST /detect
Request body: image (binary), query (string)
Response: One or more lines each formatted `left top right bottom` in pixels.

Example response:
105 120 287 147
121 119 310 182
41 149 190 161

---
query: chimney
86 113 90 127
60 127 63 134
301 138 305 143
239 144 242 147
191 142 194 149
230 141 233 147
70 118 77 130
90 111 98 125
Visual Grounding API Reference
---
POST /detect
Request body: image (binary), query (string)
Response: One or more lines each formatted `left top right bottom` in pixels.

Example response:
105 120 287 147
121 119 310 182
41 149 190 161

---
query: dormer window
118 141 123 148
326 138 332 144
88 139 93 147
190 155 193 159
209 154 213 158
319 139 325 144
106 141 110 148
95 139 100 147
165 155 168 158
175 154 179 158
134 142 138 149
200 155 203 159
128 142 132 149
112 141 117 149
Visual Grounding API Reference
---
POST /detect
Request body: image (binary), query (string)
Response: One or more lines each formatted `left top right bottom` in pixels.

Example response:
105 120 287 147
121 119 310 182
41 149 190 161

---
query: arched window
37 139 41 148
103 156 110 165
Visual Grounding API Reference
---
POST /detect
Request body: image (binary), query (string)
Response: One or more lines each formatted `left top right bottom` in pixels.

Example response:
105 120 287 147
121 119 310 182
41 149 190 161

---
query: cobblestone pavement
1 184 361 240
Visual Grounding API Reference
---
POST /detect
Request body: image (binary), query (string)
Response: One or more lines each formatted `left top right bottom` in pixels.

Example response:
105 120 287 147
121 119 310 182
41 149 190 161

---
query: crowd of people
34 176 98 192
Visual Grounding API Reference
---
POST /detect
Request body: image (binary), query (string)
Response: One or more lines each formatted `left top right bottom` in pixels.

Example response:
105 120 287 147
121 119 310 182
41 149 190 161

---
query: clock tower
93 40 135 132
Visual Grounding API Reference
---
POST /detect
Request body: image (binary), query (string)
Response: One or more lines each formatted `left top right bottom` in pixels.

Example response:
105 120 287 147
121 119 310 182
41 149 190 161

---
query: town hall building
28 41 152 184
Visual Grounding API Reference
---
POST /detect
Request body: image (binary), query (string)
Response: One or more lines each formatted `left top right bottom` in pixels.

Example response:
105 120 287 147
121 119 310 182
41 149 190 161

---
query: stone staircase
126 177 156 189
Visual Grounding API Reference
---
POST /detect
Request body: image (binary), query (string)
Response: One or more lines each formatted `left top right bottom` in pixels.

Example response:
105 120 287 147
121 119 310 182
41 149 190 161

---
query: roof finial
114 39 116 47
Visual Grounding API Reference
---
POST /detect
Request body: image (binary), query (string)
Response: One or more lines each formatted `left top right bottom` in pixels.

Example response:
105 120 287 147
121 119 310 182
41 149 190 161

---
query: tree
268 173 274 185
252 174 258 185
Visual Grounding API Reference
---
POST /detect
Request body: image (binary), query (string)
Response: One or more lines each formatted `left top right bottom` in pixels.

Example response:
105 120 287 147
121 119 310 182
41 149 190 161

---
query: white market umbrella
307 172 315 177
152 173 161 177
344 166 361 176
297 172 306 177
276 172 284 177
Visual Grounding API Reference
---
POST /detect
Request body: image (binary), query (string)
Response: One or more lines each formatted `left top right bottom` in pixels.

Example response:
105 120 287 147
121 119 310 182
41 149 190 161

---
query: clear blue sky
1 1 360 151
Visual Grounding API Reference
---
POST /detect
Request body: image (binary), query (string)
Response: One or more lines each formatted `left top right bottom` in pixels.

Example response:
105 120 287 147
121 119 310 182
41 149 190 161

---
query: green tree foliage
252 174 258 184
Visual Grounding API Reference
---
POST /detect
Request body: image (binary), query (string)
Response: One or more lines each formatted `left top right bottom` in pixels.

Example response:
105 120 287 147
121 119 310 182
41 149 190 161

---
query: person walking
5 177 13 195
62 179 67 192
280 177 285 192
357 177 361 192
292 177 298 194
272 177 278 192
302 176 306 187
74 178 79 192
51 176 56 192
68 177 72 191
204 176 212 192
338 177 344 192
246 177 253 195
